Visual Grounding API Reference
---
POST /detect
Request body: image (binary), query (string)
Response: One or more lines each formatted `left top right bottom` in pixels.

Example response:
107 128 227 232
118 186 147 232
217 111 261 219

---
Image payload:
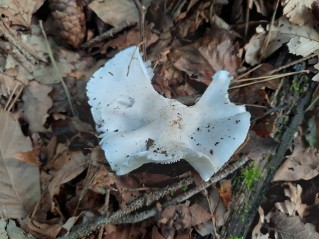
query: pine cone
49 0 86 48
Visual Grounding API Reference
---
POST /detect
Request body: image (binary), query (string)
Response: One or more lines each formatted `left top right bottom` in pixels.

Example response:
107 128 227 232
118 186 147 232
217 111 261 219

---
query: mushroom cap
87 46 250 181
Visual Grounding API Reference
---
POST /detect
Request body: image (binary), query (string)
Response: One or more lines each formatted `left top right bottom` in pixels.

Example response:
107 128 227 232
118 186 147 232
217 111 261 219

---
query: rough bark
220 52 316 238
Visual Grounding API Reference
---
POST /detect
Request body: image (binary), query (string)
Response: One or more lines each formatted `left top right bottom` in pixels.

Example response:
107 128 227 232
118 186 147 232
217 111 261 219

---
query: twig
58 157 248 238
260 0 280 60
235 64 262 81
245 0 252 38
39 20 76 116
133 0 147 60
81 21 136 48
58 177 194 239
269 53 318 74
112 157 249 224
0 21 47 64
4 83 24 112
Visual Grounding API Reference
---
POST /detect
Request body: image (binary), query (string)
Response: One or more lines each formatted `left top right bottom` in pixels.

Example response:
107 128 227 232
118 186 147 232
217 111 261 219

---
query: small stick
260 0 280 60
58 177 194 239
133 0 147 60
235 64 262 81
118 157 249 224
81 21 136 48
269 53 318 74
39 20 76 116
4 83 24 112
0 21 47 63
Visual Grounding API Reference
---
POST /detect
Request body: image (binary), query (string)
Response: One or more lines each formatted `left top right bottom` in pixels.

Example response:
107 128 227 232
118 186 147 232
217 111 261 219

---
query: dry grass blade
236 64 262 81
38 20 76 116
4 83 24 112
260 0 280 60
230 70 309 89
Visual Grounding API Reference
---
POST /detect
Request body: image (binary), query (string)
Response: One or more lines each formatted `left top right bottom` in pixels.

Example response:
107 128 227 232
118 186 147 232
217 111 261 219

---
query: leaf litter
1 0 319 238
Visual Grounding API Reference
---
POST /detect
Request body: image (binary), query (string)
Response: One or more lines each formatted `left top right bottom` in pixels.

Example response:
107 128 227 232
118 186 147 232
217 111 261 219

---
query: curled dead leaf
274 137 319 181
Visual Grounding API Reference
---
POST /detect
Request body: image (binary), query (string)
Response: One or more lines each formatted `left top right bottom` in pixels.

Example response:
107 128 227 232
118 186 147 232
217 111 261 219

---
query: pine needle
39 20 76 116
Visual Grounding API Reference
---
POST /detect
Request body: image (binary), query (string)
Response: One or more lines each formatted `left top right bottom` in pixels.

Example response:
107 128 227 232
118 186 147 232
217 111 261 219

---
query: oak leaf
22 81 52 132
0 108 40 218
270 212 319 239
0 0 36 27
282 0 314 26
88 0 142 27
275 183 308 217
273 137 319 181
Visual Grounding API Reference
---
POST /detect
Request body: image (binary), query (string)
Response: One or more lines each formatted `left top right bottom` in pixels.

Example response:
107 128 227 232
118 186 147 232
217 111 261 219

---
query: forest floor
1 0 319 239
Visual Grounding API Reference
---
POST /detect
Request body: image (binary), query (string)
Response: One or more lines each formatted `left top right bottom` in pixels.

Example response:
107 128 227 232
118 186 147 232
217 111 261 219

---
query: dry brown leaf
195 187 226 237
151 226 165 239
0 72 21 97
244 26 267 66
273 137 319 181
14 147 42 166
5 219 29 239
88 0 140 27
268 16 319 57
27 217 62 238
115 175 141 207
175 1 210 38
103 224 147 239
245 16 319 64
0 219 7 239
89 164 116 194
270 212 319 239
48 150 88 199
250 0 272 16
238 132 278 161
283 0 314 25
170 45 213 85
252 207 270 239
0 0 36 27
22 81 52 132
160 203 196 230
175 229 192 239
4 24 94 85
0 108 40 218
102 26 159 54
197 32 241 77
275 183 308 217
157 28 241 97
189 203 212 225
218 179 232 207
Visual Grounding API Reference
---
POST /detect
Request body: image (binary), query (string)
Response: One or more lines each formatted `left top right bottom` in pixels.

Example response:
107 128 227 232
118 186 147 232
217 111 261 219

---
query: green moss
241 163 262 189
290 79 301 92
182 185 189 192
229 236 244 239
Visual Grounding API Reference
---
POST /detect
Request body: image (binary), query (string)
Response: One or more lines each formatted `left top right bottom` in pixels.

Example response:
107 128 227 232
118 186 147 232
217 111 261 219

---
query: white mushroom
87 46 250 181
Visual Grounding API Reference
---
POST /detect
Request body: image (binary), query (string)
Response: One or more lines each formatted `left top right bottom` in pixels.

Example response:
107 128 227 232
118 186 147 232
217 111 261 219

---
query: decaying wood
220 53 316 238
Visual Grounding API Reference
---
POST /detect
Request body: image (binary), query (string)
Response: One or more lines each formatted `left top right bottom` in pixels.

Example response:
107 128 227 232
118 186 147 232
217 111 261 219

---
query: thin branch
260 0 280 60
117 157 249 224
0 21 47 64
81 21 136 48
39 20 76 116
57 177 194 239
4 83 24 112
133 0 147 60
